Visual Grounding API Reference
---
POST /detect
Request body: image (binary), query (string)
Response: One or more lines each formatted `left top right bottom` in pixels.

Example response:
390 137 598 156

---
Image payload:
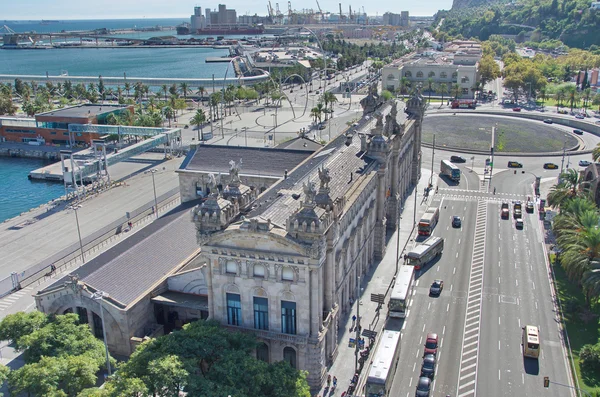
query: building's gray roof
36 104 129 119
276 136 323 151
40 203 199 307
180 145 314 178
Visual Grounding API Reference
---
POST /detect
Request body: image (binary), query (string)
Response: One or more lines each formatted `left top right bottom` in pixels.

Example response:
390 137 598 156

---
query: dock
205 57 233 63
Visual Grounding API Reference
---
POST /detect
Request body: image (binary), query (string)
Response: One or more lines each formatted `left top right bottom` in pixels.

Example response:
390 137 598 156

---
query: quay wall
0 147 63 160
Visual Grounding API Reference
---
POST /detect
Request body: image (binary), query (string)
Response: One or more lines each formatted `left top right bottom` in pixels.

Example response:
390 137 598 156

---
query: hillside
436 0 600 48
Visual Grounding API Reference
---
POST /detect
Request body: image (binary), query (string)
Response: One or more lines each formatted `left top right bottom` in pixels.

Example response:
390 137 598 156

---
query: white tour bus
406 236 444 270
388 265 415 318
365 330 401 397
522 325 540 359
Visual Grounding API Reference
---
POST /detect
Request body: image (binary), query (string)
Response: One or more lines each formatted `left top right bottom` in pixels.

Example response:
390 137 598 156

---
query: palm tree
197 86 206 106
161 84 168 102
451 83 462 100
581 87 592 109
426 77 435 102
310 106 322 124
190 109 207 141
162 106 174 127
179 82 190 101
399 77 410 96
124 82 131 99
436 83 449 107
567 85 578 113
581 260 600 303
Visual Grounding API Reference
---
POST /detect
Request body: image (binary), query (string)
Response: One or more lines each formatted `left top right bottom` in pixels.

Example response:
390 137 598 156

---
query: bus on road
440 159 461 182
388 265 415 318
365 330 401 397
522 325 540 359
418 206 440 236
406 236 444 270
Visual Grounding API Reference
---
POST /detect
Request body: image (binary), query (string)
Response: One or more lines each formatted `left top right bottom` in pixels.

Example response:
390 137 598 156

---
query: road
388 158 575 397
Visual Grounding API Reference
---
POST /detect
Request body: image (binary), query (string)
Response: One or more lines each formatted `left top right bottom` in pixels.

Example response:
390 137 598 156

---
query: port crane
315 0 325 22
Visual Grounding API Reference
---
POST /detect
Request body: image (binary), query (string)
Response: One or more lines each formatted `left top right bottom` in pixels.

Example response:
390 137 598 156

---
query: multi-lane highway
388 157 575 397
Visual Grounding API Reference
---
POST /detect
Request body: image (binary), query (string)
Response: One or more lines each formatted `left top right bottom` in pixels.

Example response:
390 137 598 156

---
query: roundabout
422 113 580 153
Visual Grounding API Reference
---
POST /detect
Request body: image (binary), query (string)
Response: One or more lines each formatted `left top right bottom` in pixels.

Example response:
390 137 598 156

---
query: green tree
8 356 63 397
190 109 207 141
436 83 449 107
162 106 175 127
381 90 393 101
197 86 206 106
0 311 47 350
426 77 435 102
0 364 9 397
161 84 168 102
179 82 190 101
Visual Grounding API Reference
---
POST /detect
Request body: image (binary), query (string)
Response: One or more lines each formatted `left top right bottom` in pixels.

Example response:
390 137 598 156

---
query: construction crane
339 3 344 21
349 5 353 22
315 0 325 22
267 1 275 20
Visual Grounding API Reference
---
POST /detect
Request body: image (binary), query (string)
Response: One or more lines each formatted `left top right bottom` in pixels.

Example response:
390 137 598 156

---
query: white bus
522 325 540 359
406 236 444 270
388 265 415 318
365 330 401 397
418 207 440 236
440 159 461 182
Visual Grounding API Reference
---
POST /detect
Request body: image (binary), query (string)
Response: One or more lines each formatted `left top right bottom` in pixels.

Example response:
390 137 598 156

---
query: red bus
418 207 440 236
451 99 476 109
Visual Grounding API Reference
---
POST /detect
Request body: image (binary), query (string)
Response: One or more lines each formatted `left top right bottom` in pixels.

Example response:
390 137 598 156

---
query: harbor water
0 157 65 223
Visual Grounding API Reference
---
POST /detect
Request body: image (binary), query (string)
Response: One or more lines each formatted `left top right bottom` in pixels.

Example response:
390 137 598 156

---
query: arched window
226 260 237 274
461 76 470 84
77 307 88 325
452 72 458 80
416 71 424 78
254 264 265 277
282 267 294 281
404 71 412 78
63 307 73 314
387 74 395 81
428 71 435 78
283 347 297 368
440 72 447 78
257 343 269 363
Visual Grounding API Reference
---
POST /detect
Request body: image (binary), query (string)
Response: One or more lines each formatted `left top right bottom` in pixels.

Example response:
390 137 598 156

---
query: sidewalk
316 169 436 397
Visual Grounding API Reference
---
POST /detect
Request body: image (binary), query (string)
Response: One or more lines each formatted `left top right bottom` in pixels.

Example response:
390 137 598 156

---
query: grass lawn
551 257 600 395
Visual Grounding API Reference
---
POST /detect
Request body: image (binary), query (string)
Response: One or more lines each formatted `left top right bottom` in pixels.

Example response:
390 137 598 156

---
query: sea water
0 157 65 222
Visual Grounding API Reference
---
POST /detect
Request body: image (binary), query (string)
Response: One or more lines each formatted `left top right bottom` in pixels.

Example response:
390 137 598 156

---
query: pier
0 71 270 90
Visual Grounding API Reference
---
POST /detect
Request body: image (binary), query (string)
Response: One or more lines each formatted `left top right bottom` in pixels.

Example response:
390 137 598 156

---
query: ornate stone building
187 92 425 388
34 90 425 391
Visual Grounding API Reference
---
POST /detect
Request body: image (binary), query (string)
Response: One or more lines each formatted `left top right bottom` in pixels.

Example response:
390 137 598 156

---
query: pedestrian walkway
0 286 34 311
316 170 434 397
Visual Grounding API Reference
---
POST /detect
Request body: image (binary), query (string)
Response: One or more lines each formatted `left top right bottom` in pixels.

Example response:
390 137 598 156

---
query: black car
450 155 466 163
421 354 436 379
543 119 553 124
452 216 462 228
573 129 584 135
415 376 432 397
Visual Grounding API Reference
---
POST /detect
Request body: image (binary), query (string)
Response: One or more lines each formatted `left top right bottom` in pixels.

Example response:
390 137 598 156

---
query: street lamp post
560 137 567 174
91 291 112 376
243 127 248 146
69 205 85 265
150 169 158 219
354 276 361 373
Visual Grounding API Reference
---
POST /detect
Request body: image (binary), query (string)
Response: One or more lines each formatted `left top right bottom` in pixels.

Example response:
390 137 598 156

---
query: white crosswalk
456 199 487 397
0 286 34 311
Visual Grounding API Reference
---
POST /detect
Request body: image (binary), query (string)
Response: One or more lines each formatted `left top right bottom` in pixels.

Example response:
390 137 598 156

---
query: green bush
580 343 600 371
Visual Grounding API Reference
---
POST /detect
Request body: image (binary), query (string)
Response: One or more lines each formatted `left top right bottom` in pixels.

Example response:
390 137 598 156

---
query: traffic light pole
489 126 496 192
544 377 591 396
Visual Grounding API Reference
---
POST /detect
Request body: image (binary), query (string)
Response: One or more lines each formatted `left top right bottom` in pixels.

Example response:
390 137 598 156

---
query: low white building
382 51 479 99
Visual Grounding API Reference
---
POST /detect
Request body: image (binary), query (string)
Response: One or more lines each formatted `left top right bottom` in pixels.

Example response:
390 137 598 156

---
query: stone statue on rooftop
303 181 317 204
229 159 242 184
360 82 383 115
318 166 331 190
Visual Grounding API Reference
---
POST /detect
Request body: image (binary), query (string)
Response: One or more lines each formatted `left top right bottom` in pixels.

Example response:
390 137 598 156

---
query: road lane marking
447 303 450 312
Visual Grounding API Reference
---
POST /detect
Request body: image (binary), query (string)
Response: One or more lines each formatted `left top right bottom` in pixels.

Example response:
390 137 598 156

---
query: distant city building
383 11 409 27
0 104 133 145
591 1 600 9
382 41 482 99
238 14 270 25
190 4 264 34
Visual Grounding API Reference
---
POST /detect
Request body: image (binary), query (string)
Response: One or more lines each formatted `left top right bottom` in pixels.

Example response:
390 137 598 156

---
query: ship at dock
193 24 264 35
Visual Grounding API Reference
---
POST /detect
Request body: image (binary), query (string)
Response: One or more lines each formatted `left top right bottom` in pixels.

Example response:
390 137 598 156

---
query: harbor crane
349 5 353 22
267 1 275 20
339 3 344 21
315 0 325 22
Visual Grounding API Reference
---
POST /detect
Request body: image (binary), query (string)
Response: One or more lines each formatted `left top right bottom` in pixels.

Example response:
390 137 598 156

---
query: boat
193 24 264 35
176 23 190 35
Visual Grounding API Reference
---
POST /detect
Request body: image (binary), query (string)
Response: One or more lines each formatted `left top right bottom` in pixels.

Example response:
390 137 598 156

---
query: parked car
508 161 523 168
573 129 584 135
452 216 462 228
543 163 558 169
579 160 591 167
420 354 436 379
424 333 439 355
415 377 431 397
512 107 522 112
575 114 585 119
429 280 444 296
450 155 466 163
543 119 553 124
